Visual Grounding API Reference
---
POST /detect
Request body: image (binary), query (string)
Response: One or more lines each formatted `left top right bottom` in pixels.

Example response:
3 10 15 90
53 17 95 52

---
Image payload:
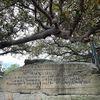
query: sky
0 54 27 68
0 53 49 69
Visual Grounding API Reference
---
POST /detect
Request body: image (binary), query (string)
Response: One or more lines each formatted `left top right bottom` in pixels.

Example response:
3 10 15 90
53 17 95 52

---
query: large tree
0 0 100 61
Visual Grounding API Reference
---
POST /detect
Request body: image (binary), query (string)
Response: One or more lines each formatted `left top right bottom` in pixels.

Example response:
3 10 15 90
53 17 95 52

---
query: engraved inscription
4 64 91 90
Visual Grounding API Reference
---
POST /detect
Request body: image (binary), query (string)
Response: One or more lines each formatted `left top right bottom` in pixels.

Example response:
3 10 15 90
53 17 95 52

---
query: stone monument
0 60 100 100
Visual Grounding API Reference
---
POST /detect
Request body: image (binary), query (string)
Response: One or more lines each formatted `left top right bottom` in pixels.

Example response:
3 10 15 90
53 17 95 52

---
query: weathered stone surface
0 92 100 100
1 62 100 95
0 62 100 100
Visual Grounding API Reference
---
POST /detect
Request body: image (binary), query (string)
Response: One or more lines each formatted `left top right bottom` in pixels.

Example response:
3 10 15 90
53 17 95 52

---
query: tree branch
35 18 50 29
49 0 53 18
53 40 80 55
0 2 16 12
0 49 22 55
20 3 35 12
31 0 52 24
70 0 84 35
48 50 91 58
20 2 50 29
53 40 91 57
0 28 60 49
81 20 100 42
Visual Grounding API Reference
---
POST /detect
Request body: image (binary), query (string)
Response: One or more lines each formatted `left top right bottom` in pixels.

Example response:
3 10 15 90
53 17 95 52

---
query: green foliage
52 3 60 12
4 64 19 75
0 0 99 62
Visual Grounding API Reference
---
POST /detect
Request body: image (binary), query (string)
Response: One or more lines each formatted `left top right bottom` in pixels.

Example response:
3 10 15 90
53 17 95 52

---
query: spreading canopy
0 0 100 60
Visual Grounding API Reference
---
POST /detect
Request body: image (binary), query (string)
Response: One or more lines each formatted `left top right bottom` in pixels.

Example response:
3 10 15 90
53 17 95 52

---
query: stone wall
0 62 100 100
1 92 100 100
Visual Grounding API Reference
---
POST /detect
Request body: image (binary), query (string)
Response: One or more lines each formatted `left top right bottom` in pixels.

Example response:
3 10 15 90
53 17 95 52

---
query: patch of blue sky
0 54 25 68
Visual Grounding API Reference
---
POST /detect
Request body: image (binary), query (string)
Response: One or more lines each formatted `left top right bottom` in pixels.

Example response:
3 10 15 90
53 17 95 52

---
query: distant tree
0 61 2 71
4 64 19 74
0 61 4 72
0 61 4 77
